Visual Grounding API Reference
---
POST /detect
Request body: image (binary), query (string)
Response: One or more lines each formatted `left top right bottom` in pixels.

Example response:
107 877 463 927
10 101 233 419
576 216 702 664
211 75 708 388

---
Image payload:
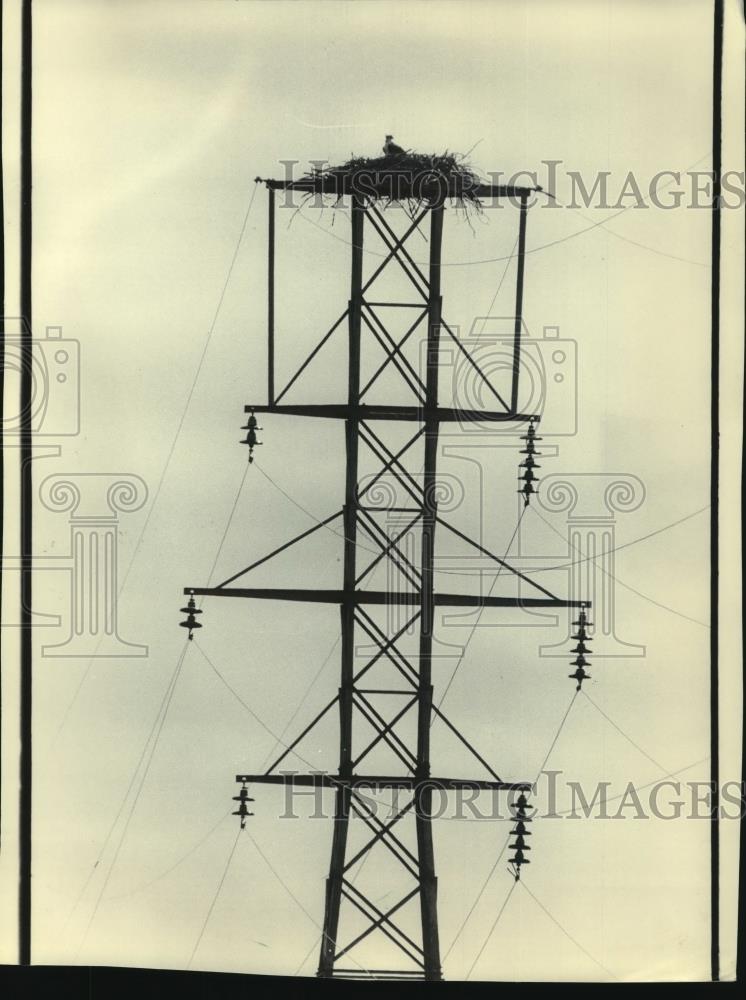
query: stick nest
299 150 484 215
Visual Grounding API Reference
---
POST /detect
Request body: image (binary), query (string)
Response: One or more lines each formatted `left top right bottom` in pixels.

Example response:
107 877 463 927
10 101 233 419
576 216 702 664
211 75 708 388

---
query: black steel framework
185 181 587 980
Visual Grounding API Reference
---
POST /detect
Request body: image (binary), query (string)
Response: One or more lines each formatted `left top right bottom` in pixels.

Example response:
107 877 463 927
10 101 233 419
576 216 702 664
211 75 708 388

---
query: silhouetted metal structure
183 173 589 980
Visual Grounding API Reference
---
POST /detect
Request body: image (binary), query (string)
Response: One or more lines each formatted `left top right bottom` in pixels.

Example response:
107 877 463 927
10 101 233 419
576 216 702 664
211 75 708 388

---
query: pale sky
0 0 734 983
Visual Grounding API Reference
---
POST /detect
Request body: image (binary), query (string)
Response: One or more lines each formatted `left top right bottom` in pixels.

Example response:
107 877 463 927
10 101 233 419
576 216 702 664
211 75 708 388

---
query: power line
465 879 517 979
194 641 302 754
260 636 340 770
186 181 599 981
195 641 348 780
519 879 617 980
527 504 709 628
65 641 189 931
50 185 260 747
444 688 579 966
294 150 712 270
432 505 528 717
544 162 711 268
120 182 260 595
476 233 520 336
72 641 188 959
66 454 250 938
254 460 380 558
246 829 377 979
201 461 251 593
437 503 709 579
603 567 708 628
187 825 243 969
294 936 322 977
247 831 323 933
551 755 710 818
103 810 233 904
242 345 654 978
581 689 669 775
292 815 382 976
438 441 590 973
442 833 511 964
533 690 579 790
297 195 634 268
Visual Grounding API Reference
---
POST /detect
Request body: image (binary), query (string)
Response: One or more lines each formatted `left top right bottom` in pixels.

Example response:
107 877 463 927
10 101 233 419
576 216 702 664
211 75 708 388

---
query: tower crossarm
244 403 538 423
184 585 586 609
235 773 532 792
255 176 542 202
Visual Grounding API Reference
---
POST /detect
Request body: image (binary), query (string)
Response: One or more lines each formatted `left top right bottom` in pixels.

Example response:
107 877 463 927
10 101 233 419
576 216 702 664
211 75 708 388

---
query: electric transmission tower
181 172 589 981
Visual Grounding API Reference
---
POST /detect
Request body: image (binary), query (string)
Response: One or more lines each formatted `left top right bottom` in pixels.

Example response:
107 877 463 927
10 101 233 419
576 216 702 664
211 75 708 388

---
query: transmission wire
51 183 260 746
465 879 518 980
519 879 617 979
72 643 188 958
433 504 528 718
187 825 243 969
67 460 250 947
443 687 579 964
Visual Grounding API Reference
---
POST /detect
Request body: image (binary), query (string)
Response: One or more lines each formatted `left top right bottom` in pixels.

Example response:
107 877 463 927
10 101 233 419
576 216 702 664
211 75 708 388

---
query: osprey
383 134 405 156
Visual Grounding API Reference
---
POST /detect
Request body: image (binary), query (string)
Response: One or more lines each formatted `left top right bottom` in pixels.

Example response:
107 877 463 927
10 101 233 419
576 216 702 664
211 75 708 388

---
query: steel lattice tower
183 174 588 981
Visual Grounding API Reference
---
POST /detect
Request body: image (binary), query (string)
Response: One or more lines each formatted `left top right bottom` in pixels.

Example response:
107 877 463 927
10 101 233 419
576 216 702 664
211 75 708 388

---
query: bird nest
297 151 484 216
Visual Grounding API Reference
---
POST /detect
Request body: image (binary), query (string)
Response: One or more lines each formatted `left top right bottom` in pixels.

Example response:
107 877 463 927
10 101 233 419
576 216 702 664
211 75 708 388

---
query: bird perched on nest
383 134 406 156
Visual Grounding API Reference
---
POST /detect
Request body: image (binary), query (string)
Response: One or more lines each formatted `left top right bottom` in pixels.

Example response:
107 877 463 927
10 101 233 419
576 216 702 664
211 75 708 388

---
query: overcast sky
1 0 734 982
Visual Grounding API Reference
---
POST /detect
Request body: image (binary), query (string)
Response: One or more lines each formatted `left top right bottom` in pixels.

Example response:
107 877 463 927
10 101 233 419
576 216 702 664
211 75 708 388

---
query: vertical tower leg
510 194 528 415
267 186 275 405
318 198 365 978
416 203 444 981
